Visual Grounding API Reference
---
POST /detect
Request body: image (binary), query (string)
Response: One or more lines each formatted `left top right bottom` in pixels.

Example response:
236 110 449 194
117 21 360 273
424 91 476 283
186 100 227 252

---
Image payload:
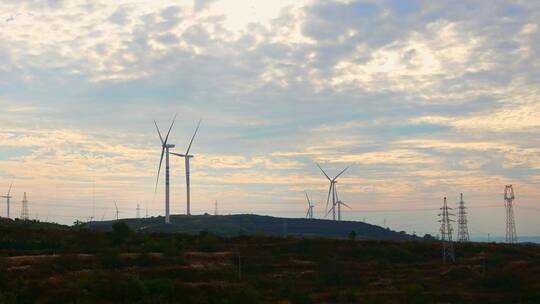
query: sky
0 0 539 237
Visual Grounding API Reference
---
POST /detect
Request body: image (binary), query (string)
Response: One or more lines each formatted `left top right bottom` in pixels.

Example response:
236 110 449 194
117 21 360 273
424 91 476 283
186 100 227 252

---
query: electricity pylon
439 197 455 263
21 192 29 220
504 185 517 244
457 193 470 242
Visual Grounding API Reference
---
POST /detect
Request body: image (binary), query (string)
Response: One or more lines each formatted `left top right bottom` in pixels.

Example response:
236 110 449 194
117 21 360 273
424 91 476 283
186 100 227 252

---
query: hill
85 214 418 240
0 219 538 303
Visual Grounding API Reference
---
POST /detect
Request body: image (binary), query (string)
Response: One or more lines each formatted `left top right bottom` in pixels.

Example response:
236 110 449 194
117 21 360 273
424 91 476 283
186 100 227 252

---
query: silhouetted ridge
85 214 414 240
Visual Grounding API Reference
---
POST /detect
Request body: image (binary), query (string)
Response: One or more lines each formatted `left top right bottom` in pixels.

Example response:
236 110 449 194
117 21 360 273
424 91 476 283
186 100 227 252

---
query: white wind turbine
171 119 201 216
114 201 119 221
317 163 349 221
154 115 177 224
1 183 13 218
304 191 315 219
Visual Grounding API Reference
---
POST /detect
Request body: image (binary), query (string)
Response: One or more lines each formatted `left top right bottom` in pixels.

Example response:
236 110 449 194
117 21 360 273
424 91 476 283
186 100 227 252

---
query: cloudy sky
1 0 539 236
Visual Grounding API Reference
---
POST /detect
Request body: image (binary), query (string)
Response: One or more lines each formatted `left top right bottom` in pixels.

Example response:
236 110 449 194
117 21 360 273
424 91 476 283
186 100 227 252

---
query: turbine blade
170 152 186 157
341 202 351 209
306 210 310 218
155 147 165 194
154 120 164 145
334 166 349 180
325 184 332 212
185 119 201 155
325 206 334 217
316 163 332 181
163 114 177 145
7 182 13 195
304 191 311 206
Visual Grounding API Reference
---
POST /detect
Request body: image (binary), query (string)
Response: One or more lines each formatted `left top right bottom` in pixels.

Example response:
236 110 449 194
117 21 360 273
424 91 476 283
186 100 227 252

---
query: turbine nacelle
171 153 193 158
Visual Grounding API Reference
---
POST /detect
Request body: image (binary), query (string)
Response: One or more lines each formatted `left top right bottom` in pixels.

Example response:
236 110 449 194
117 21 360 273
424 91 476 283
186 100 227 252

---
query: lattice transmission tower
439 197 455 263
504 185 517 244
21 192 29 220
457 193 470 242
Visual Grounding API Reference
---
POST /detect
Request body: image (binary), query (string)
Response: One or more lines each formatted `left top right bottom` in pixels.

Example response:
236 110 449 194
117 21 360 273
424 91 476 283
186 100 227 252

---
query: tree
348 230 357 241
112 221 132 244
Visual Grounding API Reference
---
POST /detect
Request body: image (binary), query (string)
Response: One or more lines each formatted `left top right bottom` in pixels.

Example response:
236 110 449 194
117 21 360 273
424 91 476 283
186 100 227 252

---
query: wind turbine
304 191 315 219
1 183 13 218
171 119 201 216
317 163 349 221
154 115 177 224
114 201 119 221
327 200 351 221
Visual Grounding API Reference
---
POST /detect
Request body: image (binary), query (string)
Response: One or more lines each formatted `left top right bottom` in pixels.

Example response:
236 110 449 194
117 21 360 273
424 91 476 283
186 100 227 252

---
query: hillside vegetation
0 218 539 303
85 214 418 240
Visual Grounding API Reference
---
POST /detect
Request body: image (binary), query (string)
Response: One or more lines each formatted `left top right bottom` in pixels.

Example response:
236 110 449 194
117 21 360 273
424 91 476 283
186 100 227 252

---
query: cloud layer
0 0 539 236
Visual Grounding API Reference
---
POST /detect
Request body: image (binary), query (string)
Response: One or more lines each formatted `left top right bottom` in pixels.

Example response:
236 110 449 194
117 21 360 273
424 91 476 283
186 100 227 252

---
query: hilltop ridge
85 213 419 240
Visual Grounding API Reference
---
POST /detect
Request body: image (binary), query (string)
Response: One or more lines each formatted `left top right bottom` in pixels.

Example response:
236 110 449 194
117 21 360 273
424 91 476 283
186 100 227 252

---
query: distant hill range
85 214 418 240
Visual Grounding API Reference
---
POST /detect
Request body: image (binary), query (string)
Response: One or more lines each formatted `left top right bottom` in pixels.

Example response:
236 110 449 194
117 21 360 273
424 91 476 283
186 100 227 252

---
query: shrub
98 249 124 269
111 221 133 244
402 284 431 304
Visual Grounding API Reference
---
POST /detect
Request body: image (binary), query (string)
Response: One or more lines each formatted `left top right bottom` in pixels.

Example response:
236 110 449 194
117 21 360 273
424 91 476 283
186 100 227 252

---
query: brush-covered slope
85 214 417 240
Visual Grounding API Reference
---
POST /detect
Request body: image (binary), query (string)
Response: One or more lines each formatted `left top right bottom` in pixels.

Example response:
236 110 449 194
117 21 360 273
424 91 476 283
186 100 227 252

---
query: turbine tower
504 185 517 244
439 197 455 263
171 119 201 216
457 193 470 242
154 115 177 224
317 163 348 221
304 191 315 219
21 192 29 220
1 183 13 218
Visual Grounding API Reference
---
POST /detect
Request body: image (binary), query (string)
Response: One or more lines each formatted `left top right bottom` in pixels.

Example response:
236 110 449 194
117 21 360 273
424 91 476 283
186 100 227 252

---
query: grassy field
0 218 539 303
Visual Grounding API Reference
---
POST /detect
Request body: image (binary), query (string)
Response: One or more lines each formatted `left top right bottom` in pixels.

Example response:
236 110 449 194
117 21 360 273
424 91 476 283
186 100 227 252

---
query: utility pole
136 203 141 219
457 193 470 242
504 185 518 244
439 197 455 263
214 200 218 216
21 192 29 220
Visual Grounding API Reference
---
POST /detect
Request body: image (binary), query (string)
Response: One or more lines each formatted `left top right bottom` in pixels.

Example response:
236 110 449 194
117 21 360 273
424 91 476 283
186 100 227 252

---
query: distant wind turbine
171 119 201 216
101 208 107 221
114 201 119 220
317 163 349 221
1 182 13 218
154 115 177 224
304 191 315 219
326 200 351 221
